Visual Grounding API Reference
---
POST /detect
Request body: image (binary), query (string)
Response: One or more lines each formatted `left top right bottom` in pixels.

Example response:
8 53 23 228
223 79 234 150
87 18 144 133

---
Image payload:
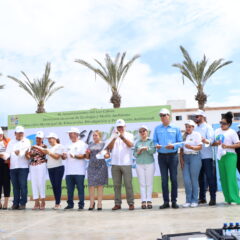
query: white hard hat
36 131 44 138
46 132 58 139
115 119 126 127
0 127 3 134
193 109 206 117
67 127 80 134
185 120 196 127
139 125 149 131
15 126 24 133
159 108 170 115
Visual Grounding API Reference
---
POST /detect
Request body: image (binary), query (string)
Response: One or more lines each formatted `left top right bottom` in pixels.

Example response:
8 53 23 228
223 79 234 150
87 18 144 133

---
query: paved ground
0 191 239 240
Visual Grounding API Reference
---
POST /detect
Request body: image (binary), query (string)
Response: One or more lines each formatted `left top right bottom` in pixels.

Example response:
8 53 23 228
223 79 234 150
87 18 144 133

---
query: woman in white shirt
36 132 64 210
213 112 240 204
180 120 202 208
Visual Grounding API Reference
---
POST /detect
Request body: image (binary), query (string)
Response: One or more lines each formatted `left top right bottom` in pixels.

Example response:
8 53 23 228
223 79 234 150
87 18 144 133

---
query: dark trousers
0 162 11 198
66 175 85 208
158 153 178 203
10 168 29 206
48 166 64 205
198 158 216 201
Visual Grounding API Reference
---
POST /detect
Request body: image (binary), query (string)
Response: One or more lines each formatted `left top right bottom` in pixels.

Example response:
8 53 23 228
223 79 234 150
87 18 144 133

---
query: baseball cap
139 125 149 131
67 127 80 134
115 119 126 127
185 120 196 127
36 131 44 138
159 108 170 115
15 126 24 133
193 109 206 117
46 132 58 139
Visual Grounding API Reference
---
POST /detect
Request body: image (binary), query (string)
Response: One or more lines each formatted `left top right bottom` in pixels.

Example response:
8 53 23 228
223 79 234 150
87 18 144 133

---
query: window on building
187 115 195 121
234 112 240 121
175 115 182 121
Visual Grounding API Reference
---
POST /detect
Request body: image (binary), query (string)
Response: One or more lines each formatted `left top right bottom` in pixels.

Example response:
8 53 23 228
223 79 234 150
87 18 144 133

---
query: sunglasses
160 114 167 117
220 121 228 125
195 115 201 118
139 129 147 133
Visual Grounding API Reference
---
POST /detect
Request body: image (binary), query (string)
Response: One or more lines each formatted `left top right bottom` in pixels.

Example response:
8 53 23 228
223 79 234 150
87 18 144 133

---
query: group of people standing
0 108 239 211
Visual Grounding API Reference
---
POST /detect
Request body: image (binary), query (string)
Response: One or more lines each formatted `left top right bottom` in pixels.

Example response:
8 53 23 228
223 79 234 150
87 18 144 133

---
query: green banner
8 105 170 129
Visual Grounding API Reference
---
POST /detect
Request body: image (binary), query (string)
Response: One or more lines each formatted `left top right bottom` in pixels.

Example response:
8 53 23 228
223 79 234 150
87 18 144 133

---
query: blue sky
0 0 240 126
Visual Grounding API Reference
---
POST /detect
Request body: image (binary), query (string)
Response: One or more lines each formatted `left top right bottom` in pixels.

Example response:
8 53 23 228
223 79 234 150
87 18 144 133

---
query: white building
168 100 240 130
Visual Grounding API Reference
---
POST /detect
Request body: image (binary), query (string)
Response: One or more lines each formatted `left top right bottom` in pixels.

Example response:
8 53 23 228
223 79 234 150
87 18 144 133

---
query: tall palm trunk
195 87 207 110
110 89 121 108
36 101 46 113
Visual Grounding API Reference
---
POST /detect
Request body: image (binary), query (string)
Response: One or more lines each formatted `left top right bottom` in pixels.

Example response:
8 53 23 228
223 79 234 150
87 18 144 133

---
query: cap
139 125 149 131
15 126 24 133
36 131 44 138
115 119 126 127
185 120 196 127
46 132 58 139
159 108 170 115
193 109 206 117
67 127 80 134
0 127 3 134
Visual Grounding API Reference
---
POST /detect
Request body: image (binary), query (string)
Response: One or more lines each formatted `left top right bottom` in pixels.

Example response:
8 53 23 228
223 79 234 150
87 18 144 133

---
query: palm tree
0 73 4 89
172 46 232 109
75 52 140 108
8 62 63 113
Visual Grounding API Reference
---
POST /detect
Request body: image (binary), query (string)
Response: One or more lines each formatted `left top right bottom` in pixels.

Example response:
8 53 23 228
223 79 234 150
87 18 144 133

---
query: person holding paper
5 126 31 210
180 120 202 208
193 109 216 206
213 112 240 204
85 130 109 210
62 127 88 210
108 119 135 211
40 132 64 210
153 108 182 209
133 125 156 209
0 128 11 210
25 131 47 210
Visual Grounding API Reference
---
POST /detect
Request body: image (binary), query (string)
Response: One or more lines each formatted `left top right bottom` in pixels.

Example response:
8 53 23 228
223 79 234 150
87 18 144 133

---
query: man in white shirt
108 119 134 210
5 126 31 210
62 127 88 210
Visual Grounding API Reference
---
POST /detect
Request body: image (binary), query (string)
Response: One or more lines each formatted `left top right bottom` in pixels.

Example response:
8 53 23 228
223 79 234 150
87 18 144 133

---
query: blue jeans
66 175 85 208
158 153 178 203
183 153 202 203
198 158 216 201
48 166 64 205
10 168 29 206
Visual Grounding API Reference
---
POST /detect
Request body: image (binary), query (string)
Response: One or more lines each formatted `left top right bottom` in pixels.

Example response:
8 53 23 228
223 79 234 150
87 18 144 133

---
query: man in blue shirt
194 110 216 206
153 108 183 209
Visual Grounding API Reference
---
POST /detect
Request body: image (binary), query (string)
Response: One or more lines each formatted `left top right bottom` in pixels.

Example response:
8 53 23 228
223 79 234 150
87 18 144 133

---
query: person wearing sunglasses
213 112 240 204
133 125 156 209
193 109 216 206
153 108 182 209
180 120 202 208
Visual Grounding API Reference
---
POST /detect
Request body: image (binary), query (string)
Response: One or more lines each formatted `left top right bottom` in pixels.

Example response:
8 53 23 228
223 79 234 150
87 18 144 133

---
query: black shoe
18 205 26 210
11 205 19 210
209 199 216 206
64 205 73 210
198 199 207 204
171 202 179 209
97 208 102 211
78 206 84 211
88 202 95 211
159 203 170 209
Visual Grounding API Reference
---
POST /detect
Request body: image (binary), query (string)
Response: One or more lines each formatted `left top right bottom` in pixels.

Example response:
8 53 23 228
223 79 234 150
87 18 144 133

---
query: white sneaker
190 203 198 208
182 203 191 208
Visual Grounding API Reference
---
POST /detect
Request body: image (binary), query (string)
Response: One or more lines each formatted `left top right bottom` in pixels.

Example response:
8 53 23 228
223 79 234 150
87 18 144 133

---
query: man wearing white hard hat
108 119 135 210
153 108 182 209
62 127 88 210
180 120 202 208
5 126 31 210
25 131 47 210
193 109 216 206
